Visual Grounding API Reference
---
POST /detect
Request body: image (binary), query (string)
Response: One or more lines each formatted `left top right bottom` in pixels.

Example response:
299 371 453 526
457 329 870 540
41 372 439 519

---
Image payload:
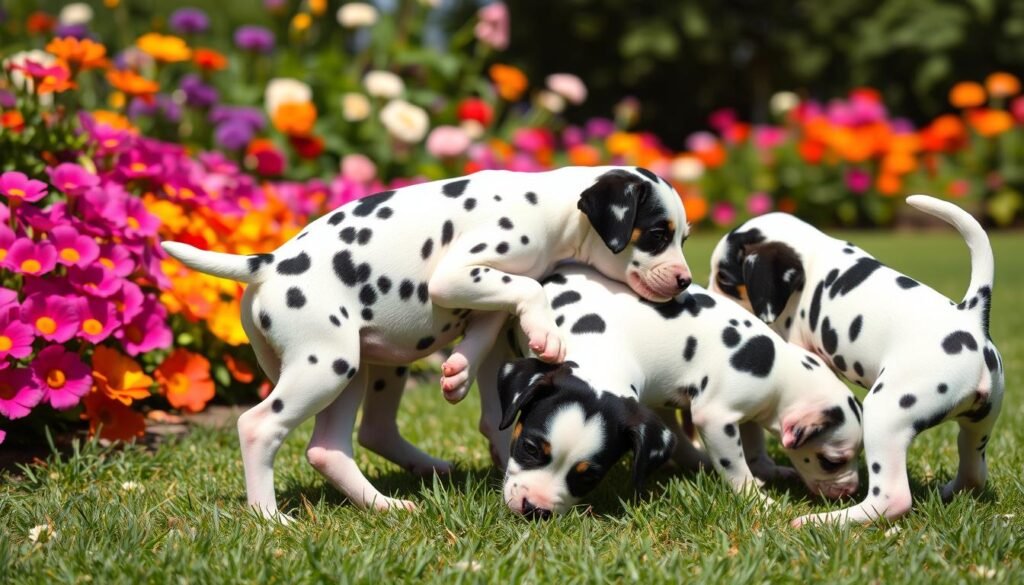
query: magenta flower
0 226 15 269
69 265 122 298
753 126 787 151
512 128 553 153
50 225 100 268
0 312 34 360
708 108 738 134
98 243 135 277
0 171 48 203
116 302 172 355
746 192 773 216
32 345 92 411
844 168 872 194
116 282 146 323
0 367 39 420
7 239 57 276
0 428 5 444
21 294 80 343
122 198 160 238
0 287 18 311
711 202 737 226
47 163 99 197
117 151 162 180
77 298 119 344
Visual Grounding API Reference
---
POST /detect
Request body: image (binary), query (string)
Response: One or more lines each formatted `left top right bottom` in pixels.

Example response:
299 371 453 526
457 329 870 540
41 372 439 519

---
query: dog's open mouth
627 271 673 302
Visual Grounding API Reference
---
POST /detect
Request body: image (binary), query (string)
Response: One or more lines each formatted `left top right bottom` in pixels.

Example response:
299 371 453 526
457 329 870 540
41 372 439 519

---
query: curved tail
161 241 268 284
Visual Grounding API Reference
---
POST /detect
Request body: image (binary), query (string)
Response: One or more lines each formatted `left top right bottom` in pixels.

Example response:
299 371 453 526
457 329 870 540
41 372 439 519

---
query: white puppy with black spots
161 166 692 520
709 195 1004 526
494 264 863 518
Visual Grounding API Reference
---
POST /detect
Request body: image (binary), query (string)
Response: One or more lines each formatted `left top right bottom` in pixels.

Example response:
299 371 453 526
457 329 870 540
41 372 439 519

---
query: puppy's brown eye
522 440 541 459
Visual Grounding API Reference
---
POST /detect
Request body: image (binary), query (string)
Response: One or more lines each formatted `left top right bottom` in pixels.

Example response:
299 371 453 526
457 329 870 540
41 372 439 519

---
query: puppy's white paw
441 352 472 403
519 313 565 363
371 497 418 512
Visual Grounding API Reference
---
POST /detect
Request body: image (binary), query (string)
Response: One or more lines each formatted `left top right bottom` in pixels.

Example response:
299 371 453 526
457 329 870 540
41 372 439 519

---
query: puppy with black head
496 265 863 518
709 195 1004 526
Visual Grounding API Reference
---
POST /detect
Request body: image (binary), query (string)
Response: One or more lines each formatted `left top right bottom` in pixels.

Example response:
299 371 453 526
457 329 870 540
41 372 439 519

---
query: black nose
676 275 692 290
522 498 552 520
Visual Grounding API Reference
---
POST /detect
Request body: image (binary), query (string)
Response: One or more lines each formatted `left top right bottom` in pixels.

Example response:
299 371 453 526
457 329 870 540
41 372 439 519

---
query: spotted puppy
162 166 692 520
496 264 863 518
709 195 1004 526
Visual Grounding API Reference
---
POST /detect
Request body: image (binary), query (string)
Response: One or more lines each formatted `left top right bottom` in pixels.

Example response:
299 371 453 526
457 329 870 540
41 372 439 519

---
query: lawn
2 231 1023 583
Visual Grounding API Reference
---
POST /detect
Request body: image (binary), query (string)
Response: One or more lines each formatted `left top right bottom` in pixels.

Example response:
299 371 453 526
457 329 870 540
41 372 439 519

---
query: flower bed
1 2 1022 444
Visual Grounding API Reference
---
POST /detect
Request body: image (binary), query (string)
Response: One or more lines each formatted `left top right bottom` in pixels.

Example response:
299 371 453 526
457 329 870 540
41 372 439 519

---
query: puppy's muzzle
521 498 552 520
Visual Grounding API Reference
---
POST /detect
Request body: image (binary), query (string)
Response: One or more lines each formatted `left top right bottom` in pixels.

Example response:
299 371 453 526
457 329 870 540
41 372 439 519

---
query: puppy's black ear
623 401 677 491
497 358 561 430
781 405 846 449
741 242 804 323
577 170 649 254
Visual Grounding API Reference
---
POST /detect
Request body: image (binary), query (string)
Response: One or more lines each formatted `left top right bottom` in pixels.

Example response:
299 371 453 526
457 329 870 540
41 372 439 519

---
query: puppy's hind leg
358 364 453 476
943 370 1004 500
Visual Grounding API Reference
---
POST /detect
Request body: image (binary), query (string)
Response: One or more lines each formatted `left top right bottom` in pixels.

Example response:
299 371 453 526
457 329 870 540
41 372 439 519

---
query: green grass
2 232 1024 583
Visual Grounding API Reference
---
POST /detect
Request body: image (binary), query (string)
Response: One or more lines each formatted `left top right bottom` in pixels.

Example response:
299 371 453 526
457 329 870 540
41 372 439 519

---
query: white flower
669 156 705 182
460 119 485 140
545 73 587 105
264 78 312 116
28 524 56 543
337 2 379 28
59 2 94 25
2 50 57 106
380 99 429 143
536 90 566 114
363 71 405 99
770 91 800 117
121 481 144 492
341 92 372 122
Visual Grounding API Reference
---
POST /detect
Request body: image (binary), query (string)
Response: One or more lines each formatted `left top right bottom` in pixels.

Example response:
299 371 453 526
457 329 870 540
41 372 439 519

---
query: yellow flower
136 33 191 63
292 12 312 32
309 0 327 15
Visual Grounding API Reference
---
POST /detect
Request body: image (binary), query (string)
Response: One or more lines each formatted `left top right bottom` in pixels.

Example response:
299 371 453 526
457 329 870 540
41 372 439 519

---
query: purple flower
210 105 265 131
128 95 182 123
169 8 210 35
585 117 615 139
0 90 15 109
234 25 275 53
180 74 218 109
561 125 585 148
215 120 255 150
54 23 90 39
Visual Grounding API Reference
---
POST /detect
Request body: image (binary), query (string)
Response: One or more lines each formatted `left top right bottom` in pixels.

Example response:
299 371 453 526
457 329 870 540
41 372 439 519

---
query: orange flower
920 114 966 152
489 64 528 101
949 82 986 109
568 144 601 166
881 151 917 176
224 354 255 383
193 48 228 71
46 37 108 71
693 142 726 169
606 132 641 157
985 72 1020 98
107 70 159 102
1 111 24 132
876 173 902 196
798 139 826 164
967 108 1014 137
136 33 192 63
90 110 136 132
91 345 154 406
82 390 146 442
681 195 708 223
155 349 215 413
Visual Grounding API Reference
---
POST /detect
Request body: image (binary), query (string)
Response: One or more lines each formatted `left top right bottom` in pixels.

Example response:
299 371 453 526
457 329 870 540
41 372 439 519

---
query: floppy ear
740 242 805 323
577 170 650 254
623 401 678 491
780 405 846 449
497 358 561 430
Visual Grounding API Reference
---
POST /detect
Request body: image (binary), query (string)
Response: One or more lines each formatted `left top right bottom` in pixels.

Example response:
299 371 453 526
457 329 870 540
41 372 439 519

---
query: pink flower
0 367 39 420
116 151 162 180
512 128 553 153
844 168 872 194
77 298 120 344
1012 96 1024 124
0 171 48 203
0 313 34 360
0 428 5 444
32 346 91 410
746 192 773 216
545 74 587 105
340 154 378 184
711 202 737 226
116 302 172 355
50 225 100 267
708 109 738 134
426 126 472 159
115 282 146 323
21 294 80 343
69 265 122 298
475 2 509 51
686 131 719 153
122 198 160 238
47 163 99 197
7 239 57 276
97 244 135 277
0 226 15 268
752 126 787 150
0 287 18 311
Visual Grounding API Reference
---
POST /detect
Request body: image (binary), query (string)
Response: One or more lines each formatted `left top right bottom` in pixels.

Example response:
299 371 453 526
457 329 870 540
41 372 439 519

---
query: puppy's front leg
695 412 774 504
441 311 508 403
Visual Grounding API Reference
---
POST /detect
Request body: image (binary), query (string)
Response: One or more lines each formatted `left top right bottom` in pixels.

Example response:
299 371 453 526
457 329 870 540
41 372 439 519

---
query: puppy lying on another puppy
495 264 863 518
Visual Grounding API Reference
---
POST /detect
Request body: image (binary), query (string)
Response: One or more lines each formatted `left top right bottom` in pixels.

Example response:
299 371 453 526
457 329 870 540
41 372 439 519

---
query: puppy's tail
161 241 266 284
905 195 994 327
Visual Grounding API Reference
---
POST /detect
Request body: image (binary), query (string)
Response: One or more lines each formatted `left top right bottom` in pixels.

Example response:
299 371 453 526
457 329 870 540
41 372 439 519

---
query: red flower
289 135 325 159
457 98 493 126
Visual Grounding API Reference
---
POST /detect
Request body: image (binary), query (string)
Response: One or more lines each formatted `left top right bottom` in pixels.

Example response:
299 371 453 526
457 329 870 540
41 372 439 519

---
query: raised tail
161 241 270 284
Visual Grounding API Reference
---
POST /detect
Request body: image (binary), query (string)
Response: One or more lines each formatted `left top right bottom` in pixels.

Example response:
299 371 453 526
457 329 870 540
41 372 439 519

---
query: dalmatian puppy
708 195 1004 526
496 264 863 518
161 166 692 520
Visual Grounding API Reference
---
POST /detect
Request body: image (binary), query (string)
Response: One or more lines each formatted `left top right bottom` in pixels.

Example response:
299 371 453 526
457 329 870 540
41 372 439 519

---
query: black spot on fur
496 242 509 254
272 399 283 413
376 207 393 219
341 307 349 318
983 346 999 372
872 487 881 496
541 273 567 285
442 179 470 198
821 318 839 355
730 335 775 377
722 327 741 348
377 276 392 294
259 311 271 330
339 227 357 244
308 355 318 364
417 283 429 304
960 401 993 423
853 361 864 377
976 285 992 338
464 198 477 211
332 251 370 286
525 191 538 205
362 308 373 320
502 275 511 283
833 355 847 371
286 287 306 308
359 284 377 306
847 396 862 424
332 359 351 376
327 211 345 225
938 383 948 394
470 243 487 254
441 220 454 245
729 319 738 326
808 282 824 332
421 238 433 260
871 462 880 473
353 191 395 217
899 394 917 408
872 382 884 394
724 423 736 437
640 292 716 319
849 315 863 342
552 291 582 309
416 337 435 350
914 407 953 434
555 315 565 327
843 248 854 254
829 258 883 299
571 314 606 334
824 269 839 287
357 228 372 245
277 252 311 275
896 276 919 289
329 315 340 327
942 331 978 354
683 336 697 361
373 379 386 392
719 458 732 468
248 253 274 273
399 279 414 300
520 235 530 245
498 217 513 230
